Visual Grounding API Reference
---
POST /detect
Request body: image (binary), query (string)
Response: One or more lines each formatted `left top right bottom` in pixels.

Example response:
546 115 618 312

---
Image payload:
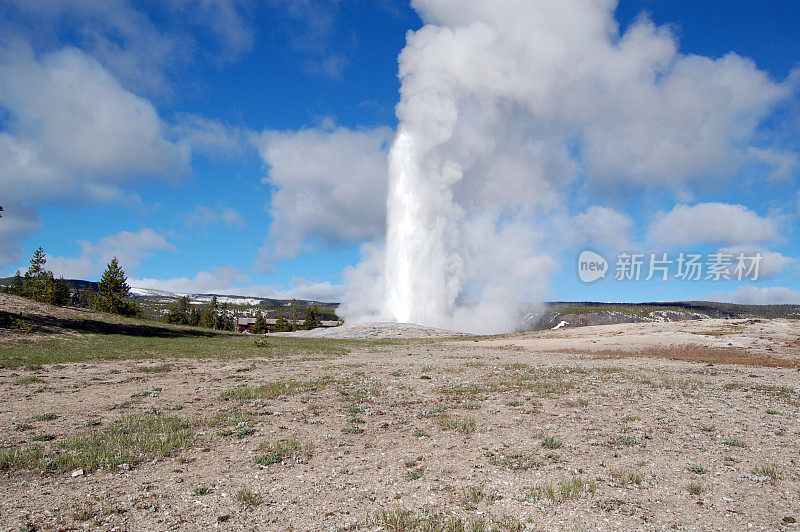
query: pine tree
165 296 191 325
304 304 321 330
189 307 201 327
10 270 24 295
26 247 47 276
252 312 268 334
275 315 290 332
75 285 96 308
48 276 71 306
289 298 299 330
96 257 137 316
199 308 214 329
24 247 52 301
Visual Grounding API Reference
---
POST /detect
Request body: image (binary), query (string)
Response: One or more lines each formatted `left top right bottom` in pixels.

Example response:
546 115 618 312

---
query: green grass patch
221 377 330 400
524 475 596 504
254 437 312 466
485 450 540 471
14 376 44 385
0 324 352 367
236 488 262 508
542 437 563 449
0 413 195 472
435 413 476 433
611 468 642 486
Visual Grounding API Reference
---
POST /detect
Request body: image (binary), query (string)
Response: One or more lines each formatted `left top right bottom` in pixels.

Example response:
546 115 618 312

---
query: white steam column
384 128 462 327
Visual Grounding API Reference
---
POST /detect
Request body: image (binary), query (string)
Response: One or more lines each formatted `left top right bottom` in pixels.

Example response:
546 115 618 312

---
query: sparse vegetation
485 450 540 471
542 437 563 449
0 413 194 472
755 463 782 483
524 475 596 503
15 376 44 385
222 378 330 400
434 413 476 433
372 506 522 531
688 482 705 496
255 437 312 466
236 488 262 508
611 468 643 486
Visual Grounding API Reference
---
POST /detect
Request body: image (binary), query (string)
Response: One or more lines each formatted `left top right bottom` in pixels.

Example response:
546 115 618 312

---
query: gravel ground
271 321 468 339
1 317 798 530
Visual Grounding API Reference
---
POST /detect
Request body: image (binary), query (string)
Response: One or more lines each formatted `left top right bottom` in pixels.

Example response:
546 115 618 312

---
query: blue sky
1 1 798 312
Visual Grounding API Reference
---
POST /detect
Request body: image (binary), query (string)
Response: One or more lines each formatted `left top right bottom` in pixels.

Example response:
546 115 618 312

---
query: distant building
235 316 342 334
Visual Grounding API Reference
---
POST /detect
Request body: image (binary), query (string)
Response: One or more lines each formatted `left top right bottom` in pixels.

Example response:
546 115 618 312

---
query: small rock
71 469 84 478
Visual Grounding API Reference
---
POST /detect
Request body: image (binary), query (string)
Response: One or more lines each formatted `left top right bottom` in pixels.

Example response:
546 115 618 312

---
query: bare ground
1 314 799 531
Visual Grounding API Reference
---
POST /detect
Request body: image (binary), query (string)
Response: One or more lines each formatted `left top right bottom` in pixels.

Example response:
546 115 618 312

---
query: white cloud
48 229 175 279
252 125 392 263
706 286 800 305
2 0 254 97
0 45 188 179
0 43 188 266
185 205 246 229
747 147 799 181
569 206 634 252
172 114 250 159
267 277 345 302
130 266 251 295
0 206 40 266
715 246 794 279
649 203 776 247
131 268 345 301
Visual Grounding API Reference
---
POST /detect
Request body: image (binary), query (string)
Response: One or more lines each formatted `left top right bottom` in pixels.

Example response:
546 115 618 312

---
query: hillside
527 301 800 330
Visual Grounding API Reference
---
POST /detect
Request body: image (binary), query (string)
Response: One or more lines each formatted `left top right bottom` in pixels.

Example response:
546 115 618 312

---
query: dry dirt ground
1 314 799 531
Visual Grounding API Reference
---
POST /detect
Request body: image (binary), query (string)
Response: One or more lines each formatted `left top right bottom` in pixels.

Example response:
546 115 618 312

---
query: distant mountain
0 277 340 309
525 301 800 330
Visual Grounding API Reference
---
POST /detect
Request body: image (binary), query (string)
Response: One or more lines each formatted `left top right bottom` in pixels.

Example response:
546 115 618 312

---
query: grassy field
0 298 434 368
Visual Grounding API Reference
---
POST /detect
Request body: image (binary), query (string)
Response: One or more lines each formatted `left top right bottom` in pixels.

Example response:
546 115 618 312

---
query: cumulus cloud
713 246 794 279
131 268 345 301
2 0 254 97
252 125 392 263
130 266 251 295
0 43 189 266
185 205 246 229
47 228 175 279
0 206 40 266
706 286 800 305
568 206 634 252
0 45 188 180
399 0 793 189
171 114 251 160
649 203 776 247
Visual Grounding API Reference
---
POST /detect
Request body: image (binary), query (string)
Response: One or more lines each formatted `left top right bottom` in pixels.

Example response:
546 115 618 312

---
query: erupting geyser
384 128 461 327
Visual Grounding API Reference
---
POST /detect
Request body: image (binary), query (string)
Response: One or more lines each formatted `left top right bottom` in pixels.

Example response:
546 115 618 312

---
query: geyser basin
272 321 468 340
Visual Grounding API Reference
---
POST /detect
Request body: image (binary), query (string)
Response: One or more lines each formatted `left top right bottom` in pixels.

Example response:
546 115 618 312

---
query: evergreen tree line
4 247 138 316
162 295 235 331
249 302 324 334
